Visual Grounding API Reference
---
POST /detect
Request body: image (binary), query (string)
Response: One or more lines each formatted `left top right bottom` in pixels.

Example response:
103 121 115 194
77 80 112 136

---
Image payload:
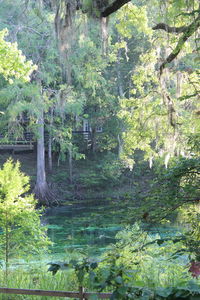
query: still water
44 200 124 260
9 199 180 269
43 199 180 262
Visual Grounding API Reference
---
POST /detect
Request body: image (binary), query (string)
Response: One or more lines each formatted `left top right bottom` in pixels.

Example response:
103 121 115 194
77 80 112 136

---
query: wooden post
79 286 86 300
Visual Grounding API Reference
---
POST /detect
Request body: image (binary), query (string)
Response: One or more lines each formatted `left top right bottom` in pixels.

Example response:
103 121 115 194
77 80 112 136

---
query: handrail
0 287 112 299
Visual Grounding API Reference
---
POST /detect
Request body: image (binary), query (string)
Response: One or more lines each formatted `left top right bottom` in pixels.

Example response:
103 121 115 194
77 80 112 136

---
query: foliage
48 224 200 299
0 159 51 270
135 157 200 223
0 0 200 296
115 2 152 38
0 29 36 83
95 153 123 185
178 203 200 261
115 0 200 165
78 153 123 189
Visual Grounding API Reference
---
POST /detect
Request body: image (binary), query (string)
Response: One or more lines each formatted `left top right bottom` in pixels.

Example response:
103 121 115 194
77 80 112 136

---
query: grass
0 257 197 300
0 267 78 300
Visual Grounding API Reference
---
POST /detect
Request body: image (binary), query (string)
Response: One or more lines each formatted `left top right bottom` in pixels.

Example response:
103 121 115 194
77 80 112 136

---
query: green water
9 200 128 269
43 200 181 261
9 199 181 269
44 200 126 260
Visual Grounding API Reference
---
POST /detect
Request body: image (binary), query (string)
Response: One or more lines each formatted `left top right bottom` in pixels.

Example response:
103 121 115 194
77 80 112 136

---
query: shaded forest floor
0 151 154 205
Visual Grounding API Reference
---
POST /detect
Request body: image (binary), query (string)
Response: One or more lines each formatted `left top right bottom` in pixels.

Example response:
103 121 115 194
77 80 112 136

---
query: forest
0 0 199 299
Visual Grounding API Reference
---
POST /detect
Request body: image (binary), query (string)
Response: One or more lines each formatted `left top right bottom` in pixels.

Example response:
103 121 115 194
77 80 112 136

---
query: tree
113 0 200 168
0 159 50 279
46 84 85 183
152 1 200 75
0 1 62 205
0 0 199 205
0 29 36 82
34 84 54 205
53 0 131 82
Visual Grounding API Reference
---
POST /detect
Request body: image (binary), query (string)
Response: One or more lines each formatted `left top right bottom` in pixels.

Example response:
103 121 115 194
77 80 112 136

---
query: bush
0 159 51 276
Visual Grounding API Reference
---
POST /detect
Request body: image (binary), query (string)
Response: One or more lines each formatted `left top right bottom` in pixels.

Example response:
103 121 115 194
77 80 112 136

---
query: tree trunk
159 47 177 129
101 17 109 56
37 0 43 9
34 103 52 206
91 127 97 153
117 134 123 158
116 36 124 97
48 107 53 172
68 145 73 184
159 47 178 159
48 135 53 172
116 38 124 157
176 71 182 98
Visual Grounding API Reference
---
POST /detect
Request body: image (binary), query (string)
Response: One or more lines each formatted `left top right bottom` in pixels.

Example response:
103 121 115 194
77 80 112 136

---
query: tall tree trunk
159 47 177 129
159 47 178 161
68 144 73 184
55 2 77 183
116 37 124 157
117 134 123 158
176 71 182 98
116 38 124 97
91 127 97 153
48 135 53 172
48 107 53 172
101 17 109 56
34 102 52 206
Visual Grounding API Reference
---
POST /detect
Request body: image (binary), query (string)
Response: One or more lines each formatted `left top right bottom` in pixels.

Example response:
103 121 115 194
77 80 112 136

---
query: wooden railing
0 142 34 152
0 286 112 299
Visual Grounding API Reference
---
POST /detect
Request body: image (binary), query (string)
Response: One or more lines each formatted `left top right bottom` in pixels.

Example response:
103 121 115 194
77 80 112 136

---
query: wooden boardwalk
0 142 34 152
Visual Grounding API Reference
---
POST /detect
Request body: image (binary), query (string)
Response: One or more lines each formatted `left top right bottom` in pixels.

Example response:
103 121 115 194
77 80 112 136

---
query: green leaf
156 287 173 297
117 286 127 295
115 276 123 284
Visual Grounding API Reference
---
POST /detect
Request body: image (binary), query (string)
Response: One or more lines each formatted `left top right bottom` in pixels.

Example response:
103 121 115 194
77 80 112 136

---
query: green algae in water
42 199 182 264
5 199 183 270
44 200 126 258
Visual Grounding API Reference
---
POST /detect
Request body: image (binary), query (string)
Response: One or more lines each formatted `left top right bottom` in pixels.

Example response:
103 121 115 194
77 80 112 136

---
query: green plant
48 224 200 299
0 29 36 83
0 159 51 278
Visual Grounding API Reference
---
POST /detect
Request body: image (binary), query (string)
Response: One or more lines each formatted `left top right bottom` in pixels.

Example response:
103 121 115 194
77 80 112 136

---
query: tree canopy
0 29 36 83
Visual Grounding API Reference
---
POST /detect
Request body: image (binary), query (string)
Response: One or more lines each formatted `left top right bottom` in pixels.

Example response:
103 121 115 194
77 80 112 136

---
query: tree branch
152 23 186 33
159 14 200 75
101 0 130 17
